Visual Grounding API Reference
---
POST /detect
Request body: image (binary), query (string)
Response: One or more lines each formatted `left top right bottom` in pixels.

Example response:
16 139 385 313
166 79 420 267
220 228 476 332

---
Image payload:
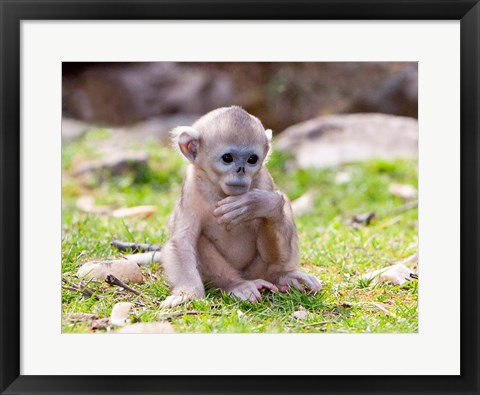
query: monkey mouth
223 182 250 195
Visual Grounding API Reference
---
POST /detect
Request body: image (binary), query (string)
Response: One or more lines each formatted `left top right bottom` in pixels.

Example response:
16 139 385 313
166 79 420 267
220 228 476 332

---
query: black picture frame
1 1 479 394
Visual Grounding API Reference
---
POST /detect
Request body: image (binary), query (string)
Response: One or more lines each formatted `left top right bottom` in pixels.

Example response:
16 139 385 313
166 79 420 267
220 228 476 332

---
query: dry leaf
110 302 134 326
361 264 416 286
335 171 352 184
76 196 110 214
291 192 314 217
76 196 157 219
77 259 144 284
111 205 157 219
293 306 308 321
388 183 417 200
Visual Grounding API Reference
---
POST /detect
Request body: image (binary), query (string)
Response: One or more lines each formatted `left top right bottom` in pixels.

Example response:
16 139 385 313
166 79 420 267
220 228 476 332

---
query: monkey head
171 106 272 196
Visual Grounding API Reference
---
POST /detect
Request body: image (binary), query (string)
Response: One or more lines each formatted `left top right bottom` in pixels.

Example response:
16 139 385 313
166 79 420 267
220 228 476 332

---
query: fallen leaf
65 313 109 331
111 205 157 219
335 171 352 184
388 183 417 200
76 196 157 219
293 307 308 321
76 195 110 215
90 318 110 331
291 192 314 217
77 259 144 284
361 264 416 286
110 302 134 326
66 313 98 323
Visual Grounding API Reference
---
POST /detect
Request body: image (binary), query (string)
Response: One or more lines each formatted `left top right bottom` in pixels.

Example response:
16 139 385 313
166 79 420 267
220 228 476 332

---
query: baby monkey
160 106 321 307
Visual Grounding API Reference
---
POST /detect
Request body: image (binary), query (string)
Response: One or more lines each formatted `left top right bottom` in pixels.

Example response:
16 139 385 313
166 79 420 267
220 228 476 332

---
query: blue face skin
213 146 263 195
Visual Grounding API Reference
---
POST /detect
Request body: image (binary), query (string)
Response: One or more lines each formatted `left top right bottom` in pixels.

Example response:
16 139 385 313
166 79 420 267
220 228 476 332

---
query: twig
386 200 418 216
111 237 162 253
160 311 223 320
105 274 141 296
301 321 330 328
62 285 101 300
355 302 399 320
350 212 376 226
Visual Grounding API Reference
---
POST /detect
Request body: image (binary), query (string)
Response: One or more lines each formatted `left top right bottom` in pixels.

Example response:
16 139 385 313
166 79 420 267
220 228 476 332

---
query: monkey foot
160 293 197 308
275 271 322 293
228 279 278 303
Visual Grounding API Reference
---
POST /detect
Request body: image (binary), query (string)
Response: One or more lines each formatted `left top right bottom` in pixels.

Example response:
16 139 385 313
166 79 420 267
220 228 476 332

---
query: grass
62 128 418 333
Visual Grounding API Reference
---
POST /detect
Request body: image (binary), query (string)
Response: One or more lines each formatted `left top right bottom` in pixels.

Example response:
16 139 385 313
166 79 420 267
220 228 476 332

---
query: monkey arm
257 191 300 271
213 189 286 230
160 214 205 308
213 189 300 270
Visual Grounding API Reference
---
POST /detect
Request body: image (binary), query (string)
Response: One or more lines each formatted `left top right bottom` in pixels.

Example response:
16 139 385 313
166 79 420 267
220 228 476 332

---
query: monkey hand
274 270 322 293
227 279 278 303
214 189 284 230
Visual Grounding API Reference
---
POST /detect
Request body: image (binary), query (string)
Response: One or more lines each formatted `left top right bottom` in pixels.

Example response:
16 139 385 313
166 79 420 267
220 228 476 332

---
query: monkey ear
263 129 273 163
265 129 273 142
171 126 200 162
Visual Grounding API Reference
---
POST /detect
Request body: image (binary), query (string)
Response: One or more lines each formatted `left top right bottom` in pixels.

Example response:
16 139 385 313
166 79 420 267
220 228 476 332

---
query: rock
275 113 418 168
62 118 91 142
110 114 200 144
74 151 148 177
77 260 144 284
388 183 417 200
115 322 175 334
349 65 418 118
206 62 416 132
361 264 416 286
110 302 134 326
63 62 233 125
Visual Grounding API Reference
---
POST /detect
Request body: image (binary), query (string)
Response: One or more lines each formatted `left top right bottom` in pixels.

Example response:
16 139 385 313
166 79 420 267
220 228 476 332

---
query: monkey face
172 107 272 197
211 145 264 196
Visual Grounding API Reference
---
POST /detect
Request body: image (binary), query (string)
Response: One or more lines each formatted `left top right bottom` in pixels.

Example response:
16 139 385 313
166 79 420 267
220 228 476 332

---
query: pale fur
159 106 321 307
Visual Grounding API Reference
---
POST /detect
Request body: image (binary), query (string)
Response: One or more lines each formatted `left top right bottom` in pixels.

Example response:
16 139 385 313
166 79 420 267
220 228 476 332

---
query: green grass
62 128 418 333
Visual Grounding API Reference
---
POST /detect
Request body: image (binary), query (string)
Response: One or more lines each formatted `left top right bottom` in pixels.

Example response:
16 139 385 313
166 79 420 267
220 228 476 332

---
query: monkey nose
236 167 245 174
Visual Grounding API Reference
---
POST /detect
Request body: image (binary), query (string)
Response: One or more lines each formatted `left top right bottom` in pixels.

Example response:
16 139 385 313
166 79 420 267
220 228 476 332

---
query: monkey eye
247 155 258 164
222 153 233 163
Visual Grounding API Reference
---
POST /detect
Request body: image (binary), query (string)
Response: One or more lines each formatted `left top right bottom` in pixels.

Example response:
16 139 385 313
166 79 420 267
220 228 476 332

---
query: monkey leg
242 256 318 293
160 239 205 308
198 236 277 303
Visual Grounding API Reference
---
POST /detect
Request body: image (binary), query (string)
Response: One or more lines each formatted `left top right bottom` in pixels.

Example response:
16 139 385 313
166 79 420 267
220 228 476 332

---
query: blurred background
62 62 418 170
63 62 417 128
